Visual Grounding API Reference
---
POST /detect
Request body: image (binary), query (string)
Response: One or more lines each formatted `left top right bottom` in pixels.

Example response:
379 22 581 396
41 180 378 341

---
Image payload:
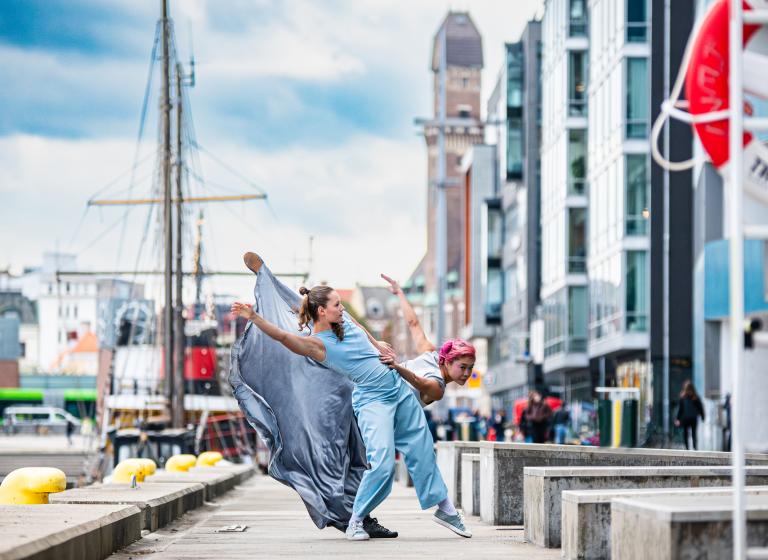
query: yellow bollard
165 454 197 472
137 458 157 476
0 467 67 504
196 451 223 468
110 459 152 483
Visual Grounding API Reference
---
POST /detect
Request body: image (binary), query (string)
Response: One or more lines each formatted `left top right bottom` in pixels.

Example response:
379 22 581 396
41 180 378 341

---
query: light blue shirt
315 317 404 410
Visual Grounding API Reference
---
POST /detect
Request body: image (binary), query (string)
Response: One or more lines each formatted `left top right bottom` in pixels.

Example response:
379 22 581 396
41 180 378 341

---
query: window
506 43 524 180
569 0 588 37
569 51 588 116
626 251 648 331
568 286 588 352
507 118 524 179
568 129 587 194
626 58 649 138
626 155 649 235
627 0 648 43
507 44 524 108
458 108 471 118
486 266 503 321
569 208 587 273
487 205 503 259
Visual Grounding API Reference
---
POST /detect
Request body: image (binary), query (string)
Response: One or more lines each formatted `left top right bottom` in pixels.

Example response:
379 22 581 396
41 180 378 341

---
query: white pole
436 25 448 346
728 0 746 557
662 0 672 446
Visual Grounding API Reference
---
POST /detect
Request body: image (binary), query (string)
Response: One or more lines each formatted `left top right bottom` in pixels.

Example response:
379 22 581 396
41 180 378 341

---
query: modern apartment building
483 21 544 412
540 0 590 400
585 0 652 387
537 0 695 420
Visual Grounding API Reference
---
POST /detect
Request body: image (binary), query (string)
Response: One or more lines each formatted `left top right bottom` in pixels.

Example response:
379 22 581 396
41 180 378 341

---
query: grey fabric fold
228 264 367 530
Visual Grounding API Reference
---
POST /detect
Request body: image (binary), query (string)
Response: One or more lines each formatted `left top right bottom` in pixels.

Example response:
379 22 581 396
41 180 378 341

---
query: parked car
3 405 82 435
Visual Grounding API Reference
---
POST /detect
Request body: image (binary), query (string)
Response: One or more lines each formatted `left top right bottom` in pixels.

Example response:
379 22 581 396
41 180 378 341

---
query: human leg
682 424 691 449
391 393 471 538
352 401 397 520
689 421 698 450
392 391 448 510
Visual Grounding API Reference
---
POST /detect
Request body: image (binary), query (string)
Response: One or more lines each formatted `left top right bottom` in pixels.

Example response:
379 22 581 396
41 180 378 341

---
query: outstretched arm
381 273 435 354
231 302 325 362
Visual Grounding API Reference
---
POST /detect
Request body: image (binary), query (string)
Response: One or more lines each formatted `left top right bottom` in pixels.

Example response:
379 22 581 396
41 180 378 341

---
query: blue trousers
352 383 448 518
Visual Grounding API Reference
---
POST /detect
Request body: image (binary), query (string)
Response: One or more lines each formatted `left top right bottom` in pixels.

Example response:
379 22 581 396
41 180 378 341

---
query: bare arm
381 273 435 354
387 361 445 404
231 302 325 362
345 312 396 361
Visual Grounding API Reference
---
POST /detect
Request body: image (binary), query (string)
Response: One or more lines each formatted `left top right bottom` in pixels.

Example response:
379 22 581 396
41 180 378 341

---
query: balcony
568 256 586 274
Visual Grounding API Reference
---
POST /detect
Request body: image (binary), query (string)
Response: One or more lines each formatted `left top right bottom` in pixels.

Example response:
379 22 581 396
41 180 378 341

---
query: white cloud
2 0 545 300
0 132 426 301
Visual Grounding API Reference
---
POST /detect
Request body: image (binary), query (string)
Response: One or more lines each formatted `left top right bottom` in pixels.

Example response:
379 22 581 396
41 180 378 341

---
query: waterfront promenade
112 474 561 559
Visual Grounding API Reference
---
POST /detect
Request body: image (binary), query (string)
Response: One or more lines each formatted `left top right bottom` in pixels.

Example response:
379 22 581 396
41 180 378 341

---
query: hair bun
299 287 310 296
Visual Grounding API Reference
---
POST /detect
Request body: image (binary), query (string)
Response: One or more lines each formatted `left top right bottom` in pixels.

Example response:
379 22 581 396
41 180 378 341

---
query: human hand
231 302 256 321
674 420 680 427
380 273 400 294
378 341 396 365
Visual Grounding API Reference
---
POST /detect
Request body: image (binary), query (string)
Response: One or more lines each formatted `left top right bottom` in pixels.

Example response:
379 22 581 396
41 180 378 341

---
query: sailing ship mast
160 0 181 428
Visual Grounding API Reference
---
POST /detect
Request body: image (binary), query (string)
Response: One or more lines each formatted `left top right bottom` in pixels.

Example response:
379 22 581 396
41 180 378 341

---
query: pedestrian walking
65 417 75 446
552 404 570 444
493 409 507 442
675 379 705 450
525 391 552 444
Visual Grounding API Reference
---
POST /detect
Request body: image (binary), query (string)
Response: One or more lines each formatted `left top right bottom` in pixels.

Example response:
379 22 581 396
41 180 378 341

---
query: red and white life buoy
685 0 768 203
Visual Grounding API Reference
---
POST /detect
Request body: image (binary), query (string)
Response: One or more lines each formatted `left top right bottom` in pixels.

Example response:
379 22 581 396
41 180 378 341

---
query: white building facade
586 0 650 365
541 0 590 397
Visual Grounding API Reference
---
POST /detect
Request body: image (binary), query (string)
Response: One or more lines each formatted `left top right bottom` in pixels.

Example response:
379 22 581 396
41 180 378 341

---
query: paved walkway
112 475 560 559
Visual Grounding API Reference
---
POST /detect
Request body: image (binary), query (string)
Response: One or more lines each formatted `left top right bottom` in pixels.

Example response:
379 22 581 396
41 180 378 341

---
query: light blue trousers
352 384 448 518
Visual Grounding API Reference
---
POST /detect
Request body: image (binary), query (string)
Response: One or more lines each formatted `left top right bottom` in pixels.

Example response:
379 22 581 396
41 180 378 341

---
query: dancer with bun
231 254 470 542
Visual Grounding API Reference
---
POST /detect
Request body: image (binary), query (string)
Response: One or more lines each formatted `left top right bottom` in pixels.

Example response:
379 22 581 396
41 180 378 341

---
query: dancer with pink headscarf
380 274 476 406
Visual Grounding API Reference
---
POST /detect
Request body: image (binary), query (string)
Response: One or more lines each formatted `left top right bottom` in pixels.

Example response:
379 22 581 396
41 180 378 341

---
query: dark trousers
530 422 548 444
681 420 698 450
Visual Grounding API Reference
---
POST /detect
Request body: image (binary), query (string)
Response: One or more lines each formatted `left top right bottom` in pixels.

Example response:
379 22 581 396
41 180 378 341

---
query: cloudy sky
0 0 542 301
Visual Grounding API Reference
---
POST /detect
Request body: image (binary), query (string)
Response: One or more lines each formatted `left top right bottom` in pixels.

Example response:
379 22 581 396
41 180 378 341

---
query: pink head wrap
438 338 476 366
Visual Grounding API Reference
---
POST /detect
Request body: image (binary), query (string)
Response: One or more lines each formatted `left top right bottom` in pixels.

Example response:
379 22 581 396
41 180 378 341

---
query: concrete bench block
477 441 768 526
525 465 768 549
189 464 255 486
436 441 480 506
145 470 235 500
460 453 480 515
611 494 768 560
562 485 768 559
49 481 205 531
0 503 141 560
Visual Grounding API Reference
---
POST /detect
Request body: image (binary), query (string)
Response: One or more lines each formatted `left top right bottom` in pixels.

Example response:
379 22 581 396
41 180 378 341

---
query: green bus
0 387 97 419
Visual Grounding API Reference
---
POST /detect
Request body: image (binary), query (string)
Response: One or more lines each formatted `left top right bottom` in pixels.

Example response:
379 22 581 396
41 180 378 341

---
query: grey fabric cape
228 264 367 530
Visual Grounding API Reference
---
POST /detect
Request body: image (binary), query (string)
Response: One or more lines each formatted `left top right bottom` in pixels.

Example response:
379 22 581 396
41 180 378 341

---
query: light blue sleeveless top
315 317 403 410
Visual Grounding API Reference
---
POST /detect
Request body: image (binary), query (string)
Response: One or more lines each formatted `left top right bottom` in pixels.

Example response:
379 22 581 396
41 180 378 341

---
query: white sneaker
345 520 370 541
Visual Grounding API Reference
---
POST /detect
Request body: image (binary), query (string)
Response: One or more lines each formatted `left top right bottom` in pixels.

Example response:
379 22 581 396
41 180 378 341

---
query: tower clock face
114 301 154 346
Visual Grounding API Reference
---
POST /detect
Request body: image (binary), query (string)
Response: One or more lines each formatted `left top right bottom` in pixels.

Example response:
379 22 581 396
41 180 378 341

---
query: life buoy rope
651 0 761 172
